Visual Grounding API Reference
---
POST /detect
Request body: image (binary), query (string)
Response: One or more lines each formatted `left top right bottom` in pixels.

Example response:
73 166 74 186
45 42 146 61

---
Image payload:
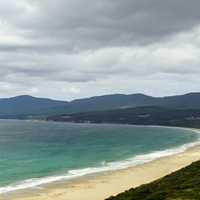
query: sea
0 119 199 194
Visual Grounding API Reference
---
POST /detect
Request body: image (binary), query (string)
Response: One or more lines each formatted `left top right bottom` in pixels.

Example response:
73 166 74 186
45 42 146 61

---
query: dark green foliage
106 161 200 200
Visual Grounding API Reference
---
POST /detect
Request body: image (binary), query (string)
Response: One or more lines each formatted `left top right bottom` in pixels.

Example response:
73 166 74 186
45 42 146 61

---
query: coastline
0 128 200 200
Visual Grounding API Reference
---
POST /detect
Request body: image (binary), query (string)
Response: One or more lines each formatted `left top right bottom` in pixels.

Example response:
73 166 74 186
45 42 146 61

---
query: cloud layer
0 0 200 100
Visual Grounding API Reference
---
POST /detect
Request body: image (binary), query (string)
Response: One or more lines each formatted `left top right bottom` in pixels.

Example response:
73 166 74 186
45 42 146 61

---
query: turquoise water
0 119 199 193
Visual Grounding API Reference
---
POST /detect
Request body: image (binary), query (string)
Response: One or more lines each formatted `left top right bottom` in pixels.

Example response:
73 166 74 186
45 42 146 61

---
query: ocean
0 119 199 193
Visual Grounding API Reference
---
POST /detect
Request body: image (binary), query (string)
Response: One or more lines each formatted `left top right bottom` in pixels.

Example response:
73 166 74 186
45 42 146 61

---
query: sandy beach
1 130 200 200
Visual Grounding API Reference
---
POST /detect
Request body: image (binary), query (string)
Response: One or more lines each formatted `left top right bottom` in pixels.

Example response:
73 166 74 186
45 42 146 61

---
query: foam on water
0 128 200 194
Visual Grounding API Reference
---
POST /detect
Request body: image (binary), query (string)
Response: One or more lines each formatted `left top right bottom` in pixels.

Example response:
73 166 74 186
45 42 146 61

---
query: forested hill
48 106 200 128
0 95 67 117
1 92 200 118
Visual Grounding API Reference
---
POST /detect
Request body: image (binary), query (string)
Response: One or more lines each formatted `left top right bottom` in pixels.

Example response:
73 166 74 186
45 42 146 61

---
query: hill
56 92 200 114
2 92 200 118
48 106 200 128
106 160 200 200
62 93 154 113
0 95 67 118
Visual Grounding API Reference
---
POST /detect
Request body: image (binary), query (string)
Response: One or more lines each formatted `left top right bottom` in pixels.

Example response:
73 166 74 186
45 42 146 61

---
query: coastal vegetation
106 160 200 200
48 106 200 128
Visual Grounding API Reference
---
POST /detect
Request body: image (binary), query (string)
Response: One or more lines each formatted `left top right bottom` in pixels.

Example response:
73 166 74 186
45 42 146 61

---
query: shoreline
0 128 200 200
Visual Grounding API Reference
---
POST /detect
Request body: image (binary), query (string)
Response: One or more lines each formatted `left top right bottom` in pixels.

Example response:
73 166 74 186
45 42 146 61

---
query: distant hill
52 92 200 114
106 160 200 200
48 106 200 128
0 95 67 117
1 92 200 118
61 93 155 114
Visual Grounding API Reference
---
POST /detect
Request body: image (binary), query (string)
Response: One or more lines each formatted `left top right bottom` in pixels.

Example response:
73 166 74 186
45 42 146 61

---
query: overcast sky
1 0 200 100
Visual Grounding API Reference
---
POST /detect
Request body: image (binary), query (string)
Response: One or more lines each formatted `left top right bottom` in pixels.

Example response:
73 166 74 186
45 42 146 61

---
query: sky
1 0 200 100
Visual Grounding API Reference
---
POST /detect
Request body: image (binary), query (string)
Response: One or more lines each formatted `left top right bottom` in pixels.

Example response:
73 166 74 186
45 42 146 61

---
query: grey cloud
1 0 200 52
0 1 200 99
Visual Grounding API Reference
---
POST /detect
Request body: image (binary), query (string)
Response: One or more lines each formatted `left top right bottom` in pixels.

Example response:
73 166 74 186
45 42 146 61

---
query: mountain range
1 92 200 118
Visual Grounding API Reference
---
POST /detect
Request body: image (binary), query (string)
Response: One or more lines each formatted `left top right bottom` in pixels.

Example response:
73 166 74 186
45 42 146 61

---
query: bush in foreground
106 160 200 200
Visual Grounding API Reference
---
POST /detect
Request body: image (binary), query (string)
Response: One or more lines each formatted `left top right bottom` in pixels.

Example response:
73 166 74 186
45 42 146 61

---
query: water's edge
0 127 199 194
